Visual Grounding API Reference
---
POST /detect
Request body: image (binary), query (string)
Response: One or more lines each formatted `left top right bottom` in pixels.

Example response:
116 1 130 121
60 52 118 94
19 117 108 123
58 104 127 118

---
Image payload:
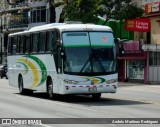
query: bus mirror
60 48 65 59
61 52 64 58
57 40 61 47
114 38 120 43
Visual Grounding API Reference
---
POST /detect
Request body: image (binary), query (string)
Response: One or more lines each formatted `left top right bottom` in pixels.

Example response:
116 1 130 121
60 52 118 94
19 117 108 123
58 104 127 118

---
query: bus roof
9 23 112 36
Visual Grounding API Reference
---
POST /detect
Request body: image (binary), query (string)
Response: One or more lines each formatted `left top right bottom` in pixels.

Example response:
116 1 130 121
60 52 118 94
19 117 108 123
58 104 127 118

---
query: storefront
117 50 148 84
115 17 151 84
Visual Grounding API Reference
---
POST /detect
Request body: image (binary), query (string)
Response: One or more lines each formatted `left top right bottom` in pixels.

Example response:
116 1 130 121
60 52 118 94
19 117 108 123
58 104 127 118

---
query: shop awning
117 52 148 60
117 56 147 60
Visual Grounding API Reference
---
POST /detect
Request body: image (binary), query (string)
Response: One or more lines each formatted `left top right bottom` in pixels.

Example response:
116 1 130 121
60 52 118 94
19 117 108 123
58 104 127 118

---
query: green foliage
64 0 101 23
63 0 144 24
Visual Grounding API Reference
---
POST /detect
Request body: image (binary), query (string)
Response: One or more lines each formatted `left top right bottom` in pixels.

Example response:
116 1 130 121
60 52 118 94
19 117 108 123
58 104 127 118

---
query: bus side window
22 35 26 53
25 34 30 54
8 37 13 55
32 33 39 53
19 36 24 54
13 36 17 55
16 36 20 54
39 32 46 53
30 34 33 53
46 31 54 52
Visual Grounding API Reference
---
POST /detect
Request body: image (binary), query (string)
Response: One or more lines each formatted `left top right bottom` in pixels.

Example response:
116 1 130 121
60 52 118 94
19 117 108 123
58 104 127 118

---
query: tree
48 0 64 23
6 0 22 5
99 0 144 24
64 0 100 23
63 0 144 24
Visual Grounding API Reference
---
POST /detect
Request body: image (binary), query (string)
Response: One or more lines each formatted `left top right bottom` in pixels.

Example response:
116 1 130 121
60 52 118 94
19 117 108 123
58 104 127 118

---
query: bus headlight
106 79 118 84
64 79 79 85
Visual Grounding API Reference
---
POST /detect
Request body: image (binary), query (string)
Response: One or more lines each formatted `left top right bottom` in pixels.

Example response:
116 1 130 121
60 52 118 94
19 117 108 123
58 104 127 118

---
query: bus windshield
62 32 116 75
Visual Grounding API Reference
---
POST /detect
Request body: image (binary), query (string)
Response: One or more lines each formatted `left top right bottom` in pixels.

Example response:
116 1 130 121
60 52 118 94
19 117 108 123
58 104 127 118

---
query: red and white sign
123 41 139 52
125 18 150 32
145 2 160 14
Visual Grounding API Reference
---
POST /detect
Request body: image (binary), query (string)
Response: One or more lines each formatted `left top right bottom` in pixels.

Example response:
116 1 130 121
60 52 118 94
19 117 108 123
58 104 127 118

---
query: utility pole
0 17 3 64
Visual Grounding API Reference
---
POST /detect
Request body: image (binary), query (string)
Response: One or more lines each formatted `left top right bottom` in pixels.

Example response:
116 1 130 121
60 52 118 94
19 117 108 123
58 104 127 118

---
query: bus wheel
47 79 54 100
18 76 26 95
92 93 101 100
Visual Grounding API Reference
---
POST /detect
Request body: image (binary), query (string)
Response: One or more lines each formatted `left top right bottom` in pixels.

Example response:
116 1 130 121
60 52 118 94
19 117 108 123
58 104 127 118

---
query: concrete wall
148 66 160 83
150 17 160 44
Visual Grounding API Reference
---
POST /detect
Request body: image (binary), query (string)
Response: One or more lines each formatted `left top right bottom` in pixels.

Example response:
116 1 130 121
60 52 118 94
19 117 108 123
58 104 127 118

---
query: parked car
0 64 8 79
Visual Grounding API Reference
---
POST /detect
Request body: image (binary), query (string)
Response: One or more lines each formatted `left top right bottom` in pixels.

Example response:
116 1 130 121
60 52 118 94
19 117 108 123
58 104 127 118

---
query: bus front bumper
63 83 117 94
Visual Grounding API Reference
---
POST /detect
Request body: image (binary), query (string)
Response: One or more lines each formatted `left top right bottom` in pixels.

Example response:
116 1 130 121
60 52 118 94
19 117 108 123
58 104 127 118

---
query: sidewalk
118 82 160 87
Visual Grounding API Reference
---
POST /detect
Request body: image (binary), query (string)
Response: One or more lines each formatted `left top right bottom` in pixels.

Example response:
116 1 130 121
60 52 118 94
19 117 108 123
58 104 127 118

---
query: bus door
53 38 63 94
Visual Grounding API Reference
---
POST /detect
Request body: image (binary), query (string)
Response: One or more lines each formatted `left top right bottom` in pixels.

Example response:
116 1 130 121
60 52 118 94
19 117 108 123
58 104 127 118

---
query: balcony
142 44 160 51
7 1 29 12
7 19 28 31
29 0 47 7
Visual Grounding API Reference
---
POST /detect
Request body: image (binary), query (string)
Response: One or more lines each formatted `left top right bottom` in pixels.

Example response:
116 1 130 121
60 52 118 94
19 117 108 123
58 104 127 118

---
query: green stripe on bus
64 44 114 48
25 55 47 86
94 77 106 83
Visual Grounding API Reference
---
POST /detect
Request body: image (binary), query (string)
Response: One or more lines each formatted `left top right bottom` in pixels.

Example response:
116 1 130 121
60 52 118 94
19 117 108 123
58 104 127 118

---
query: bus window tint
39 32 46 52
33 33 39 52
19 36 23 53
46 31 54 52
25 35 30 53
13 36 17 55
22 35 26 53
16 36 20 54
8 37 13 55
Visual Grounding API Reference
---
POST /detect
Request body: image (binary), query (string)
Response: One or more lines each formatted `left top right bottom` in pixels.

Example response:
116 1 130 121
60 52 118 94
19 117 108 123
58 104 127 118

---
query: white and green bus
7 23 118 99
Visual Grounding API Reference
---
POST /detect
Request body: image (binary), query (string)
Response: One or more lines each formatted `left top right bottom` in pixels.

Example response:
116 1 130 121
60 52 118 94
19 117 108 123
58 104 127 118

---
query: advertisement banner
125 18 150 32
145 2 160 14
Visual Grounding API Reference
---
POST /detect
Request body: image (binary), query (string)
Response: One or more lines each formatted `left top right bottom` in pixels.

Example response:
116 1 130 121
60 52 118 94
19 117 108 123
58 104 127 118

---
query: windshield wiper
93 58 106 72
80 57 90 72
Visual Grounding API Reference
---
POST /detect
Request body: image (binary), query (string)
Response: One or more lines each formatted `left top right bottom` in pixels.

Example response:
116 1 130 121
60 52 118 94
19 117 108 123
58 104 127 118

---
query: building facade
98 0 160 84
118 0 160 84
0 0 63 65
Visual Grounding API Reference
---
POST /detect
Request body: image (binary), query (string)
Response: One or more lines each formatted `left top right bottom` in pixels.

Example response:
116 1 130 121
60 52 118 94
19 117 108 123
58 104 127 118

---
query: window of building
149 52 160 65
30 6 46 23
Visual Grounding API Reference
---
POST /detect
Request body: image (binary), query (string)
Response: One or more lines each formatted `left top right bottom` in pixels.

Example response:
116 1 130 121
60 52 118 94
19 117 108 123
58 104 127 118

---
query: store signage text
125 18 150 32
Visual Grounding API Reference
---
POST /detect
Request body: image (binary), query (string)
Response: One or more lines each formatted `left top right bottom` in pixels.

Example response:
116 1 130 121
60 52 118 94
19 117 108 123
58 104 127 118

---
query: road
0 79 160 127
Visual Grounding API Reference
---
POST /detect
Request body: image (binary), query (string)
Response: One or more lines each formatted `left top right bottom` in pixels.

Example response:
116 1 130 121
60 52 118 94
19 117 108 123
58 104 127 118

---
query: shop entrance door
127 60 144 80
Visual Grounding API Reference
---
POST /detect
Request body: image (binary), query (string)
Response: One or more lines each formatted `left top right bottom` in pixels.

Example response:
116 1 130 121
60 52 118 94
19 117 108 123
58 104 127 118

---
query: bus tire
92 93 101 100
18 76 26 95
47 79 54 100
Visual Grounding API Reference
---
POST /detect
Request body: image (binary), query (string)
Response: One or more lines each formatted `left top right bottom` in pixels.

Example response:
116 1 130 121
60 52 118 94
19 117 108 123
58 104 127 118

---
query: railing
7 24 28 29
10 2 28 9
142 44 160 51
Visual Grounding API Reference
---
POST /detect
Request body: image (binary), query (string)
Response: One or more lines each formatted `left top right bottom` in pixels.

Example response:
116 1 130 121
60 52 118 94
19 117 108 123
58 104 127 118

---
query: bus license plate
89 87 97 92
